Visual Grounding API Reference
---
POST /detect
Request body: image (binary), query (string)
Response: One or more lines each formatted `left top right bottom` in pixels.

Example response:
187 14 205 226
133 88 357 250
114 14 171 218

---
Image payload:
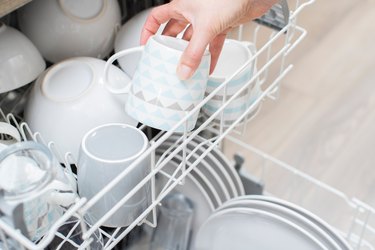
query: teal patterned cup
104 35 211 132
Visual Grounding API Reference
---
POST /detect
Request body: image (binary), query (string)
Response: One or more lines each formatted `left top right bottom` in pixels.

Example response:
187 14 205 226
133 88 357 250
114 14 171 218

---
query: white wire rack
3 0 373 249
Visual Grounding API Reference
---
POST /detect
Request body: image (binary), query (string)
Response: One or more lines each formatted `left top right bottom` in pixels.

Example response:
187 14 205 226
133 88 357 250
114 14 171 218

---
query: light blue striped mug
104 35 211 132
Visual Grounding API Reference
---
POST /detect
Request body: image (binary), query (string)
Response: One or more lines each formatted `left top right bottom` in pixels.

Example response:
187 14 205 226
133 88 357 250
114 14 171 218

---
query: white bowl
24 57 138 158
17 0 121 63
115 8 166 77
0 23 45 94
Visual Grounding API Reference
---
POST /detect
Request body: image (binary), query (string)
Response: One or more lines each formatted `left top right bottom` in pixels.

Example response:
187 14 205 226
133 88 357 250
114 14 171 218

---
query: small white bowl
24 57 138 158
17 0 121 63
0 23 45 94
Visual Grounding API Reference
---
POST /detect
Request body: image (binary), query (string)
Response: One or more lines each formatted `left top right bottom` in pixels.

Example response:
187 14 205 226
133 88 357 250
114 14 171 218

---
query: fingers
140 4 173 45
162 19 189 37
208 33 227 74
177 26 213 80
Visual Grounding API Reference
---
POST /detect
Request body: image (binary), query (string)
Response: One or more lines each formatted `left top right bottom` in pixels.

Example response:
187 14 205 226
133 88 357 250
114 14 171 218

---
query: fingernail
177 64 193 80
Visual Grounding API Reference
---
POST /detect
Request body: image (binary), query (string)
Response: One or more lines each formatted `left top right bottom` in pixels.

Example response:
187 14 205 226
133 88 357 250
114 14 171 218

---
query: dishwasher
1 0 375 249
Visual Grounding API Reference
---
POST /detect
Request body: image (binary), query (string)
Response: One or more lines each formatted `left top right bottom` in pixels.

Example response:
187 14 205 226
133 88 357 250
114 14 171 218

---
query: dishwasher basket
3 0 373 249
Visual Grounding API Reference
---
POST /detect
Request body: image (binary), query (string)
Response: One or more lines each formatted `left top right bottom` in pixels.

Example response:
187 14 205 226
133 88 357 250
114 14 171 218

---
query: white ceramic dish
168 134 238 198
0 23 45 94
194 207 327 250
24 57 138 158
218 199 341 249
156 144 223 208
233 195 352 250
17 0 121 63
192 135 245 195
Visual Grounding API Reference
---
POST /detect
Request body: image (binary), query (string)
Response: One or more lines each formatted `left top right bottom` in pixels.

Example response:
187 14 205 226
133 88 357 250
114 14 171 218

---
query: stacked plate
155 134 245 244
194 195 352 250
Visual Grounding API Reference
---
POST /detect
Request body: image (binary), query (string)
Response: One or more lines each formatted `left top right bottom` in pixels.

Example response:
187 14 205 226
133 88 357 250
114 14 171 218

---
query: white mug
77 123 151 227
104 35 211 132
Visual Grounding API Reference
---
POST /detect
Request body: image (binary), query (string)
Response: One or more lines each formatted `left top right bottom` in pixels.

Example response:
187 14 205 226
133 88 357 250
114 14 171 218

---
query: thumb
177 28 211 80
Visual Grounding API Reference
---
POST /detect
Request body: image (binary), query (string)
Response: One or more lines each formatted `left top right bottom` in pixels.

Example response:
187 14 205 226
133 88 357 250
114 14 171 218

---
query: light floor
224 0 375 211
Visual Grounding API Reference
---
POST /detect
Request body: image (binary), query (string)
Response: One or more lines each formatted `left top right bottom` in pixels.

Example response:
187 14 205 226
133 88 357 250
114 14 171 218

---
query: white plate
155 159 214 247
157 141 227 206
194 207 328 250
218 199 341 249
192 135 245 195
167 134 238 198
233 195 352 250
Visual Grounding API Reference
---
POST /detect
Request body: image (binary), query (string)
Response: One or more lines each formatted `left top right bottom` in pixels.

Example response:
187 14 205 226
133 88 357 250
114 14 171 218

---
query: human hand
140 0 277 80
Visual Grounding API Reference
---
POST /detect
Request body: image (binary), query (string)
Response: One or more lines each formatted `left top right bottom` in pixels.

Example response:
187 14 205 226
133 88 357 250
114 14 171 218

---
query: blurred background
224 0 375 208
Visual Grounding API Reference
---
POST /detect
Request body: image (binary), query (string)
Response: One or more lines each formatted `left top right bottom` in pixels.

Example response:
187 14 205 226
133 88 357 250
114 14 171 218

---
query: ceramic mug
0 141 77 241
104 35 211 132
77 123 151 227
202 40 258 126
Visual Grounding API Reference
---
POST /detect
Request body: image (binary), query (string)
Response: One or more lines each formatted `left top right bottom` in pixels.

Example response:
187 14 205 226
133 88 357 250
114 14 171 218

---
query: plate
157 141 227 206
233 195 352 250
194 207 327 250
167 134 238 198
192 135 245 195
218 199 341 249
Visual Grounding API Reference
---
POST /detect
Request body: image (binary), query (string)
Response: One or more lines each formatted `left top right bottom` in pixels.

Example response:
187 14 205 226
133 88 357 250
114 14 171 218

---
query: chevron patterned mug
104 35 211 132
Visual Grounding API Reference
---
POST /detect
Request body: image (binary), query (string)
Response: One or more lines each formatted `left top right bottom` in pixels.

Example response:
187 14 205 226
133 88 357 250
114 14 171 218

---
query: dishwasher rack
3 0 373 249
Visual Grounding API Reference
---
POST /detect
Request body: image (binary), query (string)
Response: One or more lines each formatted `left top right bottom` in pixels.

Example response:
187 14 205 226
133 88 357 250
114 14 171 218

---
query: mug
201 40 258 126
0 141 77 241
77 123 151 227
104 35 211 132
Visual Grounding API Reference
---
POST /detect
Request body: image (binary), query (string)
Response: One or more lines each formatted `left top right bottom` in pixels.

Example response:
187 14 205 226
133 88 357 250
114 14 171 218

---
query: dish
156 142 225 207
167 134 237 198
192 135 245 195
233 195 352 250
194 207 327 250
218 199 341 249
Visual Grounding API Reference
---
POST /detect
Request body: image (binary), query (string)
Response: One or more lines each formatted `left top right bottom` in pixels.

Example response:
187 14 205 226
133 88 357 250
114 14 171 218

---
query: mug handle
0 122 21 145
104 46 144 94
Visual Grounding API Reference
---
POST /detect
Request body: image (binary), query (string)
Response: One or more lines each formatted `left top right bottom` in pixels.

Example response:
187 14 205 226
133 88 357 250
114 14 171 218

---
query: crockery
166 134 239 198
24 57 138 158
0 23 45 94
218 199 341 249
77 123 151 227
233 195 352 250
192 135 245 195
158 140 230 204
17 0 121 63
194 207 327 250
202 40 258 125
105 35 210 132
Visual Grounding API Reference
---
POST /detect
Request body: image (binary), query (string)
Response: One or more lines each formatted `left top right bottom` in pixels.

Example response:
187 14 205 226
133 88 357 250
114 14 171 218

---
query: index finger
140 4 173 45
